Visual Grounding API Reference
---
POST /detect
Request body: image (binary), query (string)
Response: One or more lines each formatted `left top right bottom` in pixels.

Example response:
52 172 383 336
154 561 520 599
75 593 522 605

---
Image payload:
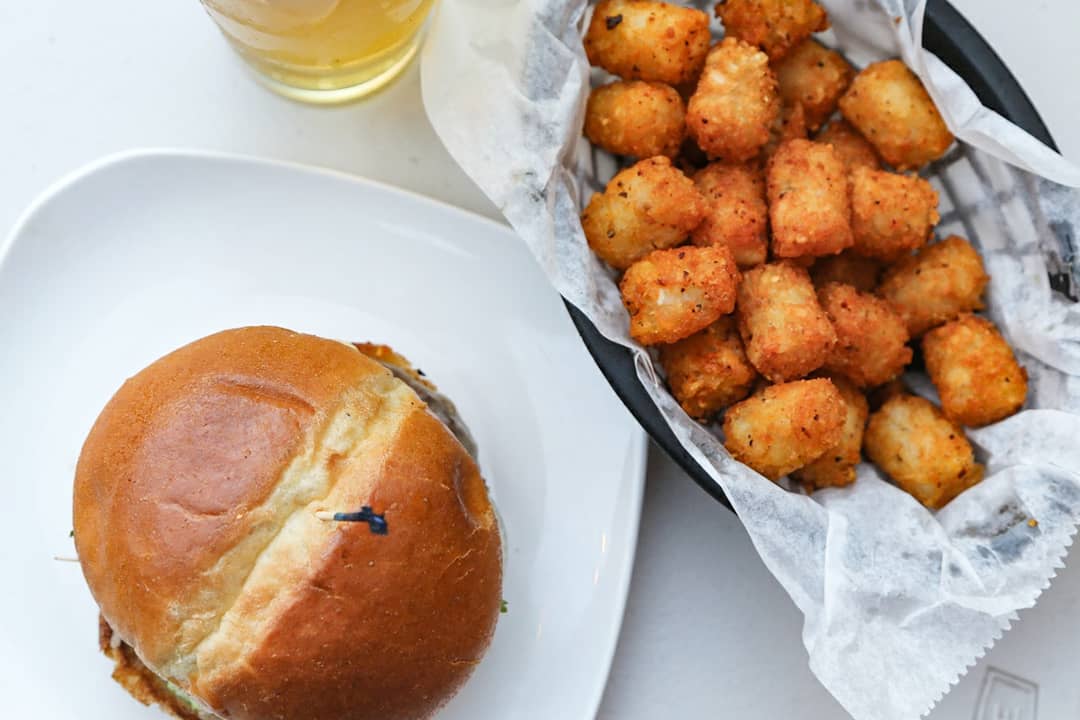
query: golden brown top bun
74 326 502 720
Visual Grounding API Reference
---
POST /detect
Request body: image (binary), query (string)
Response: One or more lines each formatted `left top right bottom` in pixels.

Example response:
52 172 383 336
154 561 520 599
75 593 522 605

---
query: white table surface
3 2 1078 718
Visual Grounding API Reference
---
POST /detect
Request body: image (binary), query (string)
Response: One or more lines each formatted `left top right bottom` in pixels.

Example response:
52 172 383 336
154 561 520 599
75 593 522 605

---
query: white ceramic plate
0 150 646 719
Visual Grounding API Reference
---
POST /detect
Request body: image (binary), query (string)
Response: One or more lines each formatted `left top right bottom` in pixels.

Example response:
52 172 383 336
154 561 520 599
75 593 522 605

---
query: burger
73 326 503 720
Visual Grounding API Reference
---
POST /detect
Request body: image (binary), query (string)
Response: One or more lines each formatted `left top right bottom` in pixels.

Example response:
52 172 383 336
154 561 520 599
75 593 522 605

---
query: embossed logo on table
973 667 1039 720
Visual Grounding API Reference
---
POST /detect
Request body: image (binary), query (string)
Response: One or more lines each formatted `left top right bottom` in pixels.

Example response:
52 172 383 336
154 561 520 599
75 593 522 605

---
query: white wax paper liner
420 0 1080 717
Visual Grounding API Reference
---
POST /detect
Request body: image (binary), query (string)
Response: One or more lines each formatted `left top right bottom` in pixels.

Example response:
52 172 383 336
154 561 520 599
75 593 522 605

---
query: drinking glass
201 0 436 103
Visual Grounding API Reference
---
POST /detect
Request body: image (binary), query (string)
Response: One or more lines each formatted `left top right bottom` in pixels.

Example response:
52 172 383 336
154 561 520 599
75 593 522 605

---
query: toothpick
313 506 388 535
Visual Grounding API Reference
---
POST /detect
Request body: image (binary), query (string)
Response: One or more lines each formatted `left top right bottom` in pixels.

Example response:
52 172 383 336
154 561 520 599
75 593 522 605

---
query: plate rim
0 147 649 720
2 147 517 269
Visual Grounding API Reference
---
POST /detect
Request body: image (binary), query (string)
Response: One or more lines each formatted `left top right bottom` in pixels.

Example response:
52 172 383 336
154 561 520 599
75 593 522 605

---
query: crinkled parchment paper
421 1 1080 717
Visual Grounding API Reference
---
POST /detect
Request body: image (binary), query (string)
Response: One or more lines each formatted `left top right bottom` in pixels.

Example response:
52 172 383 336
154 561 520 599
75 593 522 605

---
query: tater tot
877 235 989 336
923 314 1028 427
736 262 837 382
581 157 706 270
816 119 881 170
792 375 868 490
850 166 940 261
686 38 780 162
766 139 853 259
811 250 883 293
867 378 907 411
621 245 741 345
584 81 686 159
659 316 758 418
715 0 829 62
722 378 846 480
818 282 912 387
760 100 808 162
773 39 853 130
690 162 769 268
584 0 711 85
864 395 984 509
838 59 954 170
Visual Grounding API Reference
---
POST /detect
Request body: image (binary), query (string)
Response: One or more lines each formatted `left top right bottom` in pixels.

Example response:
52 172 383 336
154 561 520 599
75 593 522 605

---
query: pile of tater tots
580 0 1028 509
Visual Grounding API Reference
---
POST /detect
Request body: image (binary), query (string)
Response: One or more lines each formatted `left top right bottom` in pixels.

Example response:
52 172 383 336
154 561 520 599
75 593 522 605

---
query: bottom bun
99 617 217 720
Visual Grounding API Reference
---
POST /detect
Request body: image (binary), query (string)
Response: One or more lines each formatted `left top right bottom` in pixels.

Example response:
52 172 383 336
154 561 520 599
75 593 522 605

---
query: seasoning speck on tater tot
659 316 758 418
686 38 780 162
773 39 853 131
811 250 883 293
767 139 853 259
923 314 1028 427
850 166 940 261
581 156 706 270
877 235 989 336
816 118 881 171
818 282 912 387
691 162 769 268
792 375 868 490
736 262 837 382
838 59 954 170
722 378 846 480
585 81 686 159
864 394 984 509
584 0 711 85
621 245 740 345
715 0 829 62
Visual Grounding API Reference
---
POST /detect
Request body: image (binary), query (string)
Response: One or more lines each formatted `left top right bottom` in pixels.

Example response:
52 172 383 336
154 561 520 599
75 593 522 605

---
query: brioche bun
74 326 502 720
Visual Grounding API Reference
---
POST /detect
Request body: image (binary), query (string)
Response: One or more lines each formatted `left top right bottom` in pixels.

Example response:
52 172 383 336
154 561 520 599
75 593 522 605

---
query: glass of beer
201 0 436 103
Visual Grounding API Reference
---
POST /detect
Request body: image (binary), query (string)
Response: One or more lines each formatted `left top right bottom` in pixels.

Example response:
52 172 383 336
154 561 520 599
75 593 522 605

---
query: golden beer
202 0 436 103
